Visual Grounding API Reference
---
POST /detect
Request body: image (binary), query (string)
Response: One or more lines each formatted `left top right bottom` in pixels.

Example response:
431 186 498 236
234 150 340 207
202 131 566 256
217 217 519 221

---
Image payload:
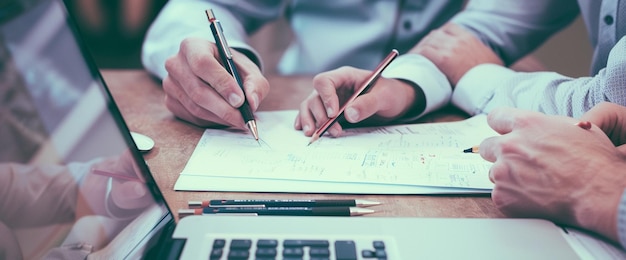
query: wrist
574 161 626 243
395 79 425 122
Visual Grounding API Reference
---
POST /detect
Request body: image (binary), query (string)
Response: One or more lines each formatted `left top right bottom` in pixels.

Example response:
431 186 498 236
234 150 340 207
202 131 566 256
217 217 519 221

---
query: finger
232 50 269 110
312 67 370 117
163 74 234 127
294 112 302 130
346 78 417 123
163 70 243 128
327 122 344 138
297 93 325 136
488 161 510 184
580 102 626 145
308 94 336 130
164 93 222 127
485 107 537 135
110 181 151 209
343 79 391 123
164 48 239 125
344 95 374 123
478 136 499 163
180 38 245 108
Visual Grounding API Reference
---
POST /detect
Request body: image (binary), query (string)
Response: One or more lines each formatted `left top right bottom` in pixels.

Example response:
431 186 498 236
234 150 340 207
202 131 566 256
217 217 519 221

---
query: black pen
178 206 374 217
308 49 399 145
205 9 259 141
189 199 381 208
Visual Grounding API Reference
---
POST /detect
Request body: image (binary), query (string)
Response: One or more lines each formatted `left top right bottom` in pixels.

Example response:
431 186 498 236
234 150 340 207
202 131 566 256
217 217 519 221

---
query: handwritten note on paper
178 110 497 190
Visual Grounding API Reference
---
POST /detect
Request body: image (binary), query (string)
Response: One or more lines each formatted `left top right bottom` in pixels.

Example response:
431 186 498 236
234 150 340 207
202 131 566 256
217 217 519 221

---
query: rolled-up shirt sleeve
450 0 579 66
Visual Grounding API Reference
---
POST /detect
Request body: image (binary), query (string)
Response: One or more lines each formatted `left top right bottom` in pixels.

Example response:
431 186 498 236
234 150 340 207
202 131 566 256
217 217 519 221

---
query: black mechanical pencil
206 9 259 141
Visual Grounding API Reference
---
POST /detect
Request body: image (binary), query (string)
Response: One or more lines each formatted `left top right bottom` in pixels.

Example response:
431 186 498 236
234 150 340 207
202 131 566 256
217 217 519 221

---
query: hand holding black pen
205 9 259 141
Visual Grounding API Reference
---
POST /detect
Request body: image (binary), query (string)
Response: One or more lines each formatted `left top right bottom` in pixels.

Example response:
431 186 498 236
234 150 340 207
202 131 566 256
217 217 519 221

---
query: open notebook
0 0 619 259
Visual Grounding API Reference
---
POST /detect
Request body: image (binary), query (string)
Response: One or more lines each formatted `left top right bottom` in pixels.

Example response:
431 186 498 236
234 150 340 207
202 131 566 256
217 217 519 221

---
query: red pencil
91 169 143 182
307 49 399 146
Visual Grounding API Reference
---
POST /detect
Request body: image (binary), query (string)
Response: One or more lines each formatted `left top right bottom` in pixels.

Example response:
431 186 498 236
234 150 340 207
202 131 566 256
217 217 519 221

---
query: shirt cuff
142 34 263 80
381 54 452 122
452 64 517 116
229 41 264 72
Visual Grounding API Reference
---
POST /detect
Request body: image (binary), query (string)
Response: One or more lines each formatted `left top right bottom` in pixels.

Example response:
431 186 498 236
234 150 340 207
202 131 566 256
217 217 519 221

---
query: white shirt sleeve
141 0 268 79
453 36 626 118
382 54 452 121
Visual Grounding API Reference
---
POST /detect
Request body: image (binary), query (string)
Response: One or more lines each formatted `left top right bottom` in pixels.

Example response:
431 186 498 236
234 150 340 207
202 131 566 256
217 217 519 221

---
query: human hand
81 150 154 219
411 23 503 86
162 37 269 128
294 66 419 137
580 102 626 150
479 107 626 244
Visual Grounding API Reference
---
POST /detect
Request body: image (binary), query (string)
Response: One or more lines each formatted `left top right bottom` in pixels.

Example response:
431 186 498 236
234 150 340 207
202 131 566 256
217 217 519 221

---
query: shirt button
403 20 412 30
604 15 614 25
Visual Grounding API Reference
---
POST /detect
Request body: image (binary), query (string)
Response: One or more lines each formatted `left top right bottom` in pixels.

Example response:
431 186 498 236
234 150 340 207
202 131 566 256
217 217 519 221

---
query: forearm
451 0 578 65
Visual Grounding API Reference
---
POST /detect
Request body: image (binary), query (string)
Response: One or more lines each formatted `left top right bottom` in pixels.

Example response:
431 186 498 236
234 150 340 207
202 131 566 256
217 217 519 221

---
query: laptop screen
0 0 172 259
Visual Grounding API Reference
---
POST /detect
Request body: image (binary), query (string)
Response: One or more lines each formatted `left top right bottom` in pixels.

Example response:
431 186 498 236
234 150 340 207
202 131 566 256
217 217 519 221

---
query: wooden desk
102 69 503 221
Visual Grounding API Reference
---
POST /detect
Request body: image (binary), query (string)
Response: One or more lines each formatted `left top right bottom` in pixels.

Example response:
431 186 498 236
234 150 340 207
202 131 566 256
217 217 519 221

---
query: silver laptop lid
0 0 173 259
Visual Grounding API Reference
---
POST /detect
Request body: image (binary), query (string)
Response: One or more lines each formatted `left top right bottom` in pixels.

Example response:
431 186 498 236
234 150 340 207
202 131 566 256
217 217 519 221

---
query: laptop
0 0 586 259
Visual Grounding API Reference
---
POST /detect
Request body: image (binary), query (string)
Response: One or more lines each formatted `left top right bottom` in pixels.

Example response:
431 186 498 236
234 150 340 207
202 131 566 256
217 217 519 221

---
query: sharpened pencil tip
355 199 381 207
350 207 376 216
307 134 319 146
463 146 479 153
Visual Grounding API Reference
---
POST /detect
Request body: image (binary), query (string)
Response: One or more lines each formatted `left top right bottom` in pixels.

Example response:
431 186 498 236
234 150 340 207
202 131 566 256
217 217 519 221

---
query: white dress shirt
141 0 462 118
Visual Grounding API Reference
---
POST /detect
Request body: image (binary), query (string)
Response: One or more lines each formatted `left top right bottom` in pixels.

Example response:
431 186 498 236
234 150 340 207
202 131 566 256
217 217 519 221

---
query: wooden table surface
101 69 503 222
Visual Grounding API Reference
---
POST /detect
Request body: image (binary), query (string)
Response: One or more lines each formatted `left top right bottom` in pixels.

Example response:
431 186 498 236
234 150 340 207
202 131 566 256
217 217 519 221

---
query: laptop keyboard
207 236 392 260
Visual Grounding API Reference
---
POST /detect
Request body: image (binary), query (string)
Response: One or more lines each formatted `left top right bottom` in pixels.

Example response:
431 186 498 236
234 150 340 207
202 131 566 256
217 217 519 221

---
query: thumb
617 144 626 155
110 181 152 210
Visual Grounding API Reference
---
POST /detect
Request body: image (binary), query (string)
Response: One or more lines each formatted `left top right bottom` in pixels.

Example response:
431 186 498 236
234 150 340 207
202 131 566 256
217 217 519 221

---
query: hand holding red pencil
295 50 423 143
82 150 153 219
